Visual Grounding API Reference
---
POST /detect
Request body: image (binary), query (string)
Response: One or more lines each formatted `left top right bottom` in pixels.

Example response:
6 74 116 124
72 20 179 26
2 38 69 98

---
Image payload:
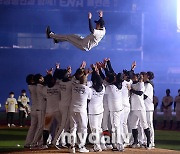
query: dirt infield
9 148 180 154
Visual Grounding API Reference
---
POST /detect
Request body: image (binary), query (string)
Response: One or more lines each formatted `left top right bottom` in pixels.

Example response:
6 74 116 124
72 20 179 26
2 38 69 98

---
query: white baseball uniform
88 85 105 147
49 28 106 51
121 80 132 144
130 82 148 130
25 85 38 146
52 80 72 145
70 83 91 148
144 82 154 146
105 84 124 145
102 81 111 131
31 83 47 146
44 83 61 130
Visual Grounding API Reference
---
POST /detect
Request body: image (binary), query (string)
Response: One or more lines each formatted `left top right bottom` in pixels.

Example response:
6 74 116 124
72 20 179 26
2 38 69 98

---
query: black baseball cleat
53 39 58 44
46 26 51 38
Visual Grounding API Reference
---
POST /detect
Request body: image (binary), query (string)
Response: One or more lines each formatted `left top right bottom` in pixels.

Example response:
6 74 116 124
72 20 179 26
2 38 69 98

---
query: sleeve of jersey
99 69 105 80
144 84 150 96
107 60 115 74
89 19 94 33
144 84 152 99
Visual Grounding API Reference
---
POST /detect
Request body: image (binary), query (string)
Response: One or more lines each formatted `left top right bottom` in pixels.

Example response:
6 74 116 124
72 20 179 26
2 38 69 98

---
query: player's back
131 82 145 111
71 83 91 113
44 83 61 113
59 80 72 107
106 84 123 112
28 85 38 111
88 85 105 114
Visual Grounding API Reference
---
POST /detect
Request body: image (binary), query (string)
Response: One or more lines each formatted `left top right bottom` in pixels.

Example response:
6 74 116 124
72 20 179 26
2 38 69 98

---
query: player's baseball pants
130 110 149 129
146 111 154 145
50 33 87 51
102 95 111 131
137 121 145 145
25 110 38 146
44 111 61 131
31 110 45 145
110 110 124 145
52 106 69 145
70 111 88 147
89 113 106 145
122 106 130 144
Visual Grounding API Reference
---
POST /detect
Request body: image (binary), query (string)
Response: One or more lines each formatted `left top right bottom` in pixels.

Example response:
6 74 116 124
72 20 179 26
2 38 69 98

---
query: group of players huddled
24 58 155 153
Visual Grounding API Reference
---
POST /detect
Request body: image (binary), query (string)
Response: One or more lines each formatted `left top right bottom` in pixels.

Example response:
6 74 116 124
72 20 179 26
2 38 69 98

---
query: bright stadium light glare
177 0 180 32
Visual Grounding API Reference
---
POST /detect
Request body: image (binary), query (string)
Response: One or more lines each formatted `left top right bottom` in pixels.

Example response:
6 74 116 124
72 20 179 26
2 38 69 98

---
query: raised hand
80 61 86 69
131 61 136 70
55 63 60 69
46 68 53 75
88 12 92 19
67 66 72 74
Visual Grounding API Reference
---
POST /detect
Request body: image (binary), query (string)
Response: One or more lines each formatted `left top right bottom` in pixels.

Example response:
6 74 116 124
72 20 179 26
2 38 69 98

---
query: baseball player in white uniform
174 89 180 129
127 73 150 149
24 74 38 148
41 74 61 149
143 72 155 147
105 73 124 152
30 74 47 148
121 71 132 146
88 66 106 152
46 11 106 51
121 62 136 146
162 89 173 129
5 92 18 127
69 74 91 153
52 68 72 148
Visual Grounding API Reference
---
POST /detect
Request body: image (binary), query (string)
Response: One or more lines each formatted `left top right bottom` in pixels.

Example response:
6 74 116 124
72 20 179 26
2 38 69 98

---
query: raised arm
88 12 94 33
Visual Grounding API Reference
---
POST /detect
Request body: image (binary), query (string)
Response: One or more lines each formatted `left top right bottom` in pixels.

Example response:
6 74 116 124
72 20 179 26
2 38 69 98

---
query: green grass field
0 128 180 153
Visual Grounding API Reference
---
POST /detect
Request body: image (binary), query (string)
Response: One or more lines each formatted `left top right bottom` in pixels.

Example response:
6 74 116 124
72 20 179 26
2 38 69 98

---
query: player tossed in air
46 11 106 51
